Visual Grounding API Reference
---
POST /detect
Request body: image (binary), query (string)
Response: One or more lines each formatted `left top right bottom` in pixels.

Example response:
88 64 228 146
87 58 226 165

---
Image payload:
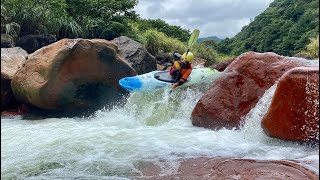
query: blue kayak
119 67 219 92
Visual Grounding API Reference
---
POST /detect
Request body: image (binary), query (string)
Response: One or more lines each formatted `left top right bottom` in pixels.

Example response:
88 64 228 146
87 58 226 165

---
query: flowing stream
2 60 319 179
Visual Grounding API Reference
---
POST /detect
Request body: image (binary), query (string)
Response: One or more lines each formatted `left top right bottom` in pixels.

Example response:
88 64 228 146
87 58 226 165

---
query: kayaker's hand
172 82 179 89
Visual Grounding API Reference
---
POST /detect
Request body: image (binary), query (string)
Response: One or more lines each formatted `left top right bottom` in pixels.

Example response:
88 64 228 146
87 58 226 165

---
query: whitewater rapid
2 57 320 179
1 79 319 179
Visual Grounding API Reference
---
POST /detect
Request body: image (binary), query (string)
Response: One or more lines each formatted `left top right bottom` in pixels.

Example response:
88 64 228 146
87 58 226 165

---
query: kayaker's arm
172 68 192 89
172 81 183 89
181 68 192 80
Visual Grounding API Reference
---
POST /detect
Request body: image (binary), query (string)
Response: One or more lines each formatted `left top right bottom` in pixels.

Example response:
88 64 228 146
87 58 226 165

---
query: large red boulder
192 52 304 130
261 67 319 142
11 39 136 114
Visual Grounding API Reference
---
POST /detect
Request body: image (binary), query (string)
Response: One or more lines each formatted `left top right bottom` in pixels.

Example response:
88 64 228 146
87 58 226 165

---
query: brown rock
261 67 319 143
192 58 206 67
1 104 29 116
11 38 136 113
156 64 170 71
133 157 318 180
210 57 236 72
192 52 304 130
155 51 171 66
1 47 28 111
112 36 156 74
1 47 28 79
133 161 161 177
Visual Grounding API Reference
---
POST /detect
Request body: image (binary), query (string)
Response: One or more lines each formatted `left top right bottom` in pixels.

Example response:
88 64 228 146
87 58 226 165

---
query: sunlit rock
192 51 304 130
11 38 137 114
261 67 319 143
1 47 28 110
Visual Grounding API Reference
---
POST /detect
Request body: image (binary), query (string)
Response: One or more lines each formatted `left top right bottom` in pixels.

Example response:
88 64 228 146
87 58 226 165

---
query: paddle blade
188 29 200 49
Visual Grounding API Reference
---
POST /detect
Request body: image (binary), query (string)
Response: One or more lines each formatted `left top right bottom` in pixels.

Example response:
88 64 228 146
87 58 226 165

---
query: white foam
1 79 318 179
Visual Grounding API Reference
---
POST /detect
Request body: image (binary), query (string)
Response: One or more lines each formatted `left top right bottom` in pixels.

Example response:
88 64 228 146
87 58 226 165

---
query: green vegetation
197 36 222 44
64 0 139 39
1 0 191 41
142 29 220 65
1 0 139 39
2 0 217 64
299 36 319 58
306 36 319 58
1 0 318 67
130 19 190 42
193 44 218 66
216 0 319 56
142 29 187 56
1 0 82 37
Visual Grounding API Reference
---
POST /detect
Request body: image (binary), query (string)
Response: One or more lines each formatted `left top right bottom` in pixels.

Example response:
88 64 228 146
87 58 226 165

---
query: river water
1 61 319 179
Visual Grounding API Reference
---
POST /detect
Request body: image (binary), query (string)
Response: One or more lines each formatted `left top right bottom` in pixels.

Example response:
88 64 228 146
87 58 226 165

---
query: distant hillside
197 36 223 44
219 0 319 56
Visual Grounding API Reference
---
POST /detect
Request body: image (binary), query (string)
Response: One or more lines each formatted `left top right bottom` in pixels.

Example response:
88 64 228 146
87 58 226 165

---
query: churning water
1 62 319 179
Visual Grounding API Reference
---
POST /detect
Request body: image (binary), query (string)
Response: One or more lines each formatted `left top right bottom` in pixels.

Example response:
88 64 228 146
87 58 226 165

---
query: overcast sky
134 0 274 38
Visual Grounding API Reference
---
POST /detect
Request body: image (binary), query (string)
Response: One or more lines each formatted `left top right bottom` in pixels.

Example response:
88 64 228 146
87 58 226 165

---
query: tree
132 19 190 42
65 0 138 39
1 0 82 37
217 0 319 56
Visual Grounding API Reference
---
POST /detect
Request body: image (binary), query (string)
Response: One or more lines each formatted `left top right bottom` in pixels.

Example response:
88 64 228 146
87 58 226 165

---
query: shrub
193 44 218 66
306 36 319 58
143 29 187 56
162 37 186 54
143 29 224 66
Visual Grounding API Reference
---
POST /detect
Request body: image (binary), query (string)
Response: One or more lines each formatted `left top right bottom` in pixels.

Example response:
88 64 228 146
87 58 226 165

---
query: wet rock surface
132 157 319 180
262 66 319 143
192 52 304 130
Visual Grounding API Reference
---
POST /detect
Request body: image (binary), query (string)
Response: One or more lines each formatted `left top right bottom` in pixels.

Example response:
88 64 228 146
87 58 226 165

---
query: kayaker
170 52 194 89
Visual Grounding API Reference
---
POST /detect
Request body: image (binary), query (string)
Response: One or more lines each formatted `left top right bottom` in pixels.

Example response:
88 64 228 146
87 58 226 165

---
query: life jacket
170 61 192 82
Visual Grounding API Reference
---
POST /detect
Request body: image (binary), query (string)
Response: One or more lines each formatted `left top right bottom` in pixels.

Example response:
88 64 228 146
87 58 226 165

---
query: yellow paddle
170 29 200 93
